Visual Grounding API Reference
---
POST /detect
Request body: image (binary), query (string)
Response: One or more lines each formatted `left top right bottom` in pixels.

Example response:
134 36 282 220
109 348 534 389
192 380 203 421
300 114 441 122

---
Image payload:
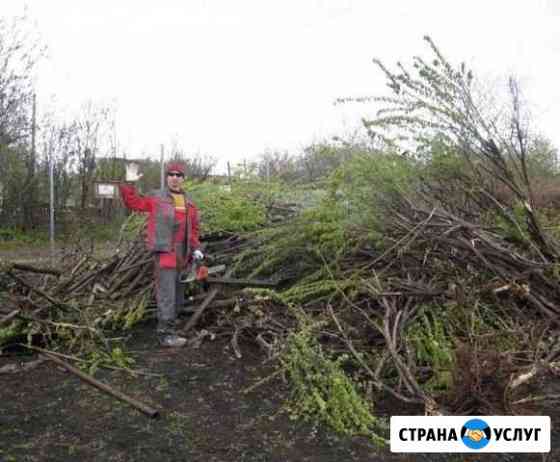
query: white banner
391 416 550 453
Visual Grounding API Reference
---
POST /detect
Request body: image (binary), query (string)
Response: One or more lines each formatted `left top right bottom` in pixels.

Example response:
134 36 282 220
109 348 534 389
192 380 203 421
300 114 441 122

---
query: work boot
159 334 187 348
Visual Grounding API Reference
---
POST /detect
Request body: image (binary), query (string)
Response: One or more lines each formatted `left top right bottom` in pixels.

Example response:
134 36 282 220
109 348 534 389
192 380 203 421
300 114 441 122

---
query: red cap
165 162 186 175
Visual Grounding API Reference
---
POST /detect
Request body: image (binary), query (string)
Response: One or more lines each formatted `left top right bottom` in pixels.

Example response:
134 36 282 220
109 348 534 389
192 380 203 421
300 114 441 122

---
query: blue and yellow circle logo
461 419 491 450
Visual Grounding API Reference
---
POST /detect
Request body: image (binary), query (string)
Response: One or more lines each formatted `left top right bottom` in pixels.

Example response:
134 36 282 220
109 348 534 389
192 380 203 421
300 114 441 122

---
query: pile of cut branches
1 234 153 354
0 208 296 365
225 36 560 427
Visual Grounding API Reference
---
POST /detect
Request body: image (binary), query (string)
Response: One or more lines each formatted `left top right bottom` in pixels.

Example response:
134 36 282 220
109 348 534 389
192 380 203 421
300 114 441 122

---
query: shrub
187 181 266 235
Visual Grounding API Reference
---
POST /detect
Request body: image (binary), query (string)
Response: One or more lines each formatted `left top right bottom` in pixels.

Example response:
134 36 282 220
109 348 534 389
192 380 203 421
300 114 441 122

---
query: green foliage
0 227 48 245
118 212 147 242
187 181 266 234
0 320 23 346
233 151 418 306
329 151 416 233
122 295 148 330
460 301 520 351
405 299 522 395
490 201 529 244
356 36 478 152
524 136 559 178
301 198 348 249
82 346 135 376
281 318 384 444
421 140 470 181
96 294 149 331
406 306 454 391
297 142 347 182
234 194 350 284
281 274 359 305
238 153 402 277
94 158 126 182
81 223 123 243
351 36 557 254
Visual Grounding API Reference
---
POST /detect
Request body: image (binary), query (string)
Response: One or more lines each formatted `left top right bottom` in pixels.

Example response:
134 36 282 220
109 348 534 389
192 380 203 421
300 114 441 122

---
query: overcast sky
3 0 560 172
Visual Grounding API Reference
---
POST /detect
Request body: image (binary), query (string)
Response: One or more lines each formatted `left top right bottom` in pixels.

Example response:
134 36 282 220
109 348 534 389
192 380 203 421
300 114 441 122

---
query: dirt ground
1 321 556 462
0 322 386 462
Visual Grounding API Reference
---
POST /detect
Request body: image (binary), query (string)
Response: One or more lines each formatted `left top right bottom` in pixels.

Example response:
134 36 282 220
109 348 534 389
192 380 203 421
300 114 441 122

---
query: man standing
119 161 203 347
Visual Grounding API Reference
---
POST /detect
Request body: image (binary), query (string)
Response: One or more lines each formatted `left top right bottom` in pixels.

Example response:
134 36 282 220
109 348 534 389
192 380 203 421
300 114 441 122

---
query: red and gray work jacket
119 184 201 269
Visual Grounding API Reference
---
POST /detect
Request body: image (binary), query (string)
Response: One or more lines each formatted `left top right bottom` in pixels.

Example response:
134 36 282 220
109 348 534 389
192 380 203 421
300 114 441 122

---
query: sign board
95 182 118 199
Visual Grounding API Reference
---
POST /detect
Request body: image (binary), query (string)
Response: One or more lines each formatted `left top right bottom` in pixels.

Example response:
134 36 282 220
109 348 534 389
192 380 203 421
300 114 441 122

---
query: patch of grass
0 226 49 251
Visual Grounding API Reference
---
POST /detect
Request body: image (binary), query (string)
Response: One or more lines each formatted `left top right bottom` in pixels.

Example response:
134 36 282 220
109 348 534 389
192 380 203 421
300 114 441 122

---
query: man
119 161 203 347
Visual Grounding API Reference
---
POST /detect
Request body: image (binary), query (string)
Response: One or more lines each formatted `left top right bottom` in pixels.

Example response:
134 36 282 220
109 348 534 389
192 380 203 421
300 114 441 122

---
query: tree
38 113 78 209
166 139 217 181
67 101 113 209
0 11 44 227
0 12 43 145
348 36 557 260
294 135 382 184
256 150 297 182
525 135 558 178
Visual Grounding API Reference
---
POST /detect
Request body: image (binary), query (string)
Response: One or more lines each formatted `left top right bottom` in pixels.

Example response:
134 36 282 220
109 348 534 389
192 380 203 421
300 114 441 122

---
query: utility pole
31 93 36 172
25 93 37 230
49 150 55 261
160 144 165 189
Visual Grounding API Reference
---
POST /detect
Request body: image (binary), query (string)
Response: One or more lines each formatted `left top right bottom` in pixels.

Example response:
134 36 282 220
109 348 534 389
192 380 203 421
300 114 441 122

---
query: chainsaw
180 260 226 284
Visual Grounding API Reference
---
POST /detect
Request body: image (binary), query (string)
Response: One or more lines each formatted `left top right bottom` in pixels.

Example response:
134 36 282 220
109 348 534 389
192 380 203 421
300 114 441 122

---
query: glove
125 163 143 182
193 249 204 261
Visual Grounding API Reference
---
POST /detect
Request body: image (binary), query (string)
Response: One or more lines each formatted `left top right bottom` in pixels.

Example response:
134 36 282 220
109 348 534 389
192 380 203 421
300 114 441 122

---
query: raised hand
125 162 143 182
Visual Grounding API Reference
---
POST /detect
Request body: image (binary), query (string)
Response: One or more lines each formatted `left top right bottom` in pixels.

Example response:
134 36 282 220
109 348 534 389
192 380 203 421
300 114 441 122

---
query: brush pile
0 210 295 363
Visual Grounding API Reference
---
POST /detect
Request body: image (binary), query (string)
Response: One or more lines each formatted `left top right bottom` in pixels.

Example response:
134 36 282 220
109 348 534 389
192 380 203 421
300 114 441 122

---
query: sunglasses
167 172 184 178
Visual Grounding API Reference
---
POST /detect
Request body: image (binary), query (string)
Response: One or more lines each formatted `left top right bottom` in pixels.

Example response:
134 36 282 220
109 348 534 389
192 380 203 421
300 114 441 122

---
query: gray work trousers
154 260 185 335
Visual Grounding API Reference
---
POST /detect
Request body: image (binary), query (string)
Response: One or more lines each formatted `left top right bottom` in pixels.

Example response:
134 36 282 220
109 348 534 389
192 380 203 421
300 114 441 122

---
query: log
180 267 236 335
11 263 61 276
180 288 218 335
41 352 159 418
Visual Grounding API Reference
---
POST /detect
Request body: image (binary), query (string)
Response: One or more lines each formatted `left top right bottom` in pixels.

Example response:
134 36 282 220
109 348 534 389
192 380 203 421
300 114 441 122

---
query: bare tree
0 11 44 227
0 12 44 145
167 139 217 181
256 150 296 181
68 101 112 208
39 112 77 209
